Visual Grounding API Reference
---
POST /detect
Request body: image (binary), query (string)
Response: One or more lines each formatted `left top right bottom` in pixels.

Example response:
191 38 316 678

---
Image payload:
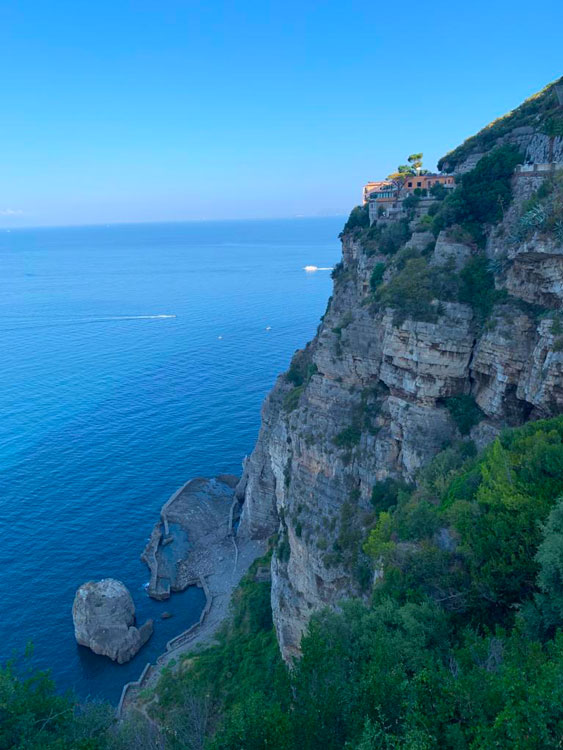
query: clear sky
1 0 561 227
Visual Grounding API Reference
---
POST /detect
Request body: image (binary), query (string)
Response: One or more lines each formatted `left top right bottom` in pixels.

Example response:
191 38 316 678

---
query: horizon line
0 213 349 232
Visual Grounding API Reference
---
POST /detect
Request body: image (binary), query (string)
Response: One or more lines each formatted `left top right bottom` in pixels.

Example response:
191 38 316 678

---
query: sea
0 217 342 702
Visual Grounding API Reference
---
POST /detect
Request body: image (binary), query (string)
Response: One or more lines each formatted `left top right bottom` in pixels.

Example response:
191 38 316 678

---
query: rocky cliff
236 77 563 660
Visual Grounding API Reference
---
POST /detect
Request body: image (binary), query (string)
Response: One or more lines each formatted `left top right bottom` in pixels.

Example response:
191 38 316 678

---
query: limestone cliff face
237 86 563 661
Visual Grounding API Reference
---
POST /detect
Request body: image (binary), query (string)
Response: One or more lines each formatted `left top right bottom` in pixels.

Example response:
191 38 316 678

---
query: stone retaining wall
116 575 211 718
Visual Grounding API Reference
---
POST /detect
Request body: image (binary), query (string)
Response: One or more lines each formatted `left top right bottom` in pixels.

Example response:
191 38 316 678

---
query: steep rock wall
237 149 563 663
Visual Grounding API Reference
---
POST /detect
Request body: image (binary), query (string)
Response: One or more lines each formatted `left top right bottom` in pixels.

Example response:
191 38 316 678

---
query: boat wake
2 314 177 332
96 315 177 321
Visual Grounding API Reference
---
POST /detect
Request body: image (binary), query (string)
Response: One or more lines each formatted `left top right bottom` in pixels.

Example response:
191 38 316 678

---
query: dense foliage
371 235 504 327
0 654 162 749
432 145 523 244
442 394 484 435
342 204 370 234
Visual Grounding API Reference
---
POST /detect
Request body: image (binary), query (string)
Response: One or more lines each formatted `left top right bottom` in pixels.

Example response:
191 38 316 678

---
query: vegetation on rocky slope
438 75 563 172
177 418 563 749
432 144 523 244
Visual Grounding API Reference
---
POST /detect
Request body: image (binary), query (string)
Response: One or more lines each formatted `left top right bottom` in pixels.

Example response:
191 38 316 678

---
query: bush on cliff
375 257 437 324
369 262 385 291
374 256 462 324
443 394 484 435
341 204 369 235
432 145 523 242
377 219 411 255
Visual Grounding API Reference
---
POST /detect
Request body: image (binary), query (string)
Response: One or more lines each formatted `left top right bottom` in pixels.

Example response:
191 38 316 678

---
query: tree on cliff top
387 152 427 192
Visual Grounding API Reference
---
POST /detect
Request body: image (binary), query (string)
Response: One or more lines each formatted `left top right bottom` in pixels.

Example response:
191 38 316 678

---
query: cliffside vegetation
438 76 563 172
431 144 523 245
8 418 563 749
172 418 563 749
515 169 563 243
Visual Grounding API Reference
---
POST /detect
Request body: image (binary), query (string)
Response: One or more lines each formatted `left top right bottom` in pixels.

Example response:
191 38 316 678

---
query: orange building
403 173 455 193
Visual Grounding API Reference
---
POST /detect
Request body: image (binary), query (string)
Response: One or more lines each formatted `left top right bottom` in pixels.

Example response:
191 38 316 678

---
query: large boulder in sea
72 579 153 664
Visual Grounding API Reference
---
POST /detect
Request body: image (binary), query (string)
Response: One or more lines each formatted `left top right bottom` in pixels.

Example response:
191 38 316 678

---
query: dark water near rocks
0 217 341 702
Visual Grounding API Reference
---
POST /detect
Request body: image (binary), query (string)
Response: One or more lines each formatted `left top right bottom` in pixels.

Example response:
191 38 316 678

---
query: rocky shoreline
117 475 266 716
141 475 239 600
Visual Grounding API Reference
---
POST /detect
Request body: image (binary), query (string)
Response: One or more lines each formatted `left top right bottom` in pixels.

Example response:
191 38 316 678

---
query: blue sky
0 0 561 227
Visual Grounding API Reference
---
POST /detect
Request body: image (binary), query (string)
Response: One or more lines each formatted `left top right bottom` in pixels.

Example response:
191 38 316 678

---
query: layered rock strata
236 164 563 660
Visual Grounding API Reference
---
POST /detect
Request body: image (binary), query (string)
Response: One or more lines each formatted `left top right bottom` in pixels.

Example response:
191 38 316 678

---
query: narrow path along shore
118 476 265 717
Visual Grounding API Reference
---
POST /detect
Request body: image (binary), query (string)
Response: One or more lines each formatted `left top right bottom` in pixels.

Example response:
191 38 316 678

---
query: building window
417 182 421 187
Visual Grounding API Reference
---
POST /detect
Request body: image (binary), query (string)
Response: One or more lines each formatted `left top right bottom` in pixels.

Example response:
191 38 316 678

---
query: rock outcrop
72 579 153 664
236 79 563 660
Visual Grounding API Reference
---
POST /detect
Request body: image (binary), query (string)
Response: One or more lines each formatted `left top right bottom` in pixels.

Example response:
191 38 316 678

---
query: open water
0 217 341 702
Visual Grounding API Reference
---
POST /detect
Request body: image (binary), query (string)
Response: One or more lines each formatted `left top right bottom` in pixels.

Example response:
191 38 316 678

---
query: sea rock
72 578 153 664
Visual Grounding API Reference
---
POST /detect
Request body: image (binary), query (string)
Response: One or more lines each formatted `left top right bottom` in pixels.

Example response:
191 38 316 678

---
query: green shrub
376 257 437 324
542 115 563 137
443 394 484 435
432 145 523 242
430 182 448 200
378 219 411 255
369 263 385 291
285 350 317 411
460 145 522 223
331 261 349 282
371 478 411 513
402 194 421 212
341 204 369 234
333 425 362 448
535 497 563 626
418 213 434 230
284 385 304 412
517 172 563 242
458 254 499 322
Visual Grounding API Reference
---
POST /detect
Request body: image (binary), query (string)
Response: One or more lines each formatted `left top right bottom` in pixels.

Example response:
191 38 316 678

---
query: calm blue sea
0 217 341 702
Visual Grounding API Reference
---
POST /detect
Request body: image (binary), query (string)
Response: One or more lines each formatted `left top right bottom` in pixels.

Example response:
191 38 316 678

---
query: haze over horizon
1 0 561 228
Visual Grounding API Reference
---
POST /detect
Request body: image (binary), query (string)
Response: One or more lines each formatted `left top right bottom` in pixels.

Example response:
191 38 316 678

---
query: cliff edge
235 76 563 660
